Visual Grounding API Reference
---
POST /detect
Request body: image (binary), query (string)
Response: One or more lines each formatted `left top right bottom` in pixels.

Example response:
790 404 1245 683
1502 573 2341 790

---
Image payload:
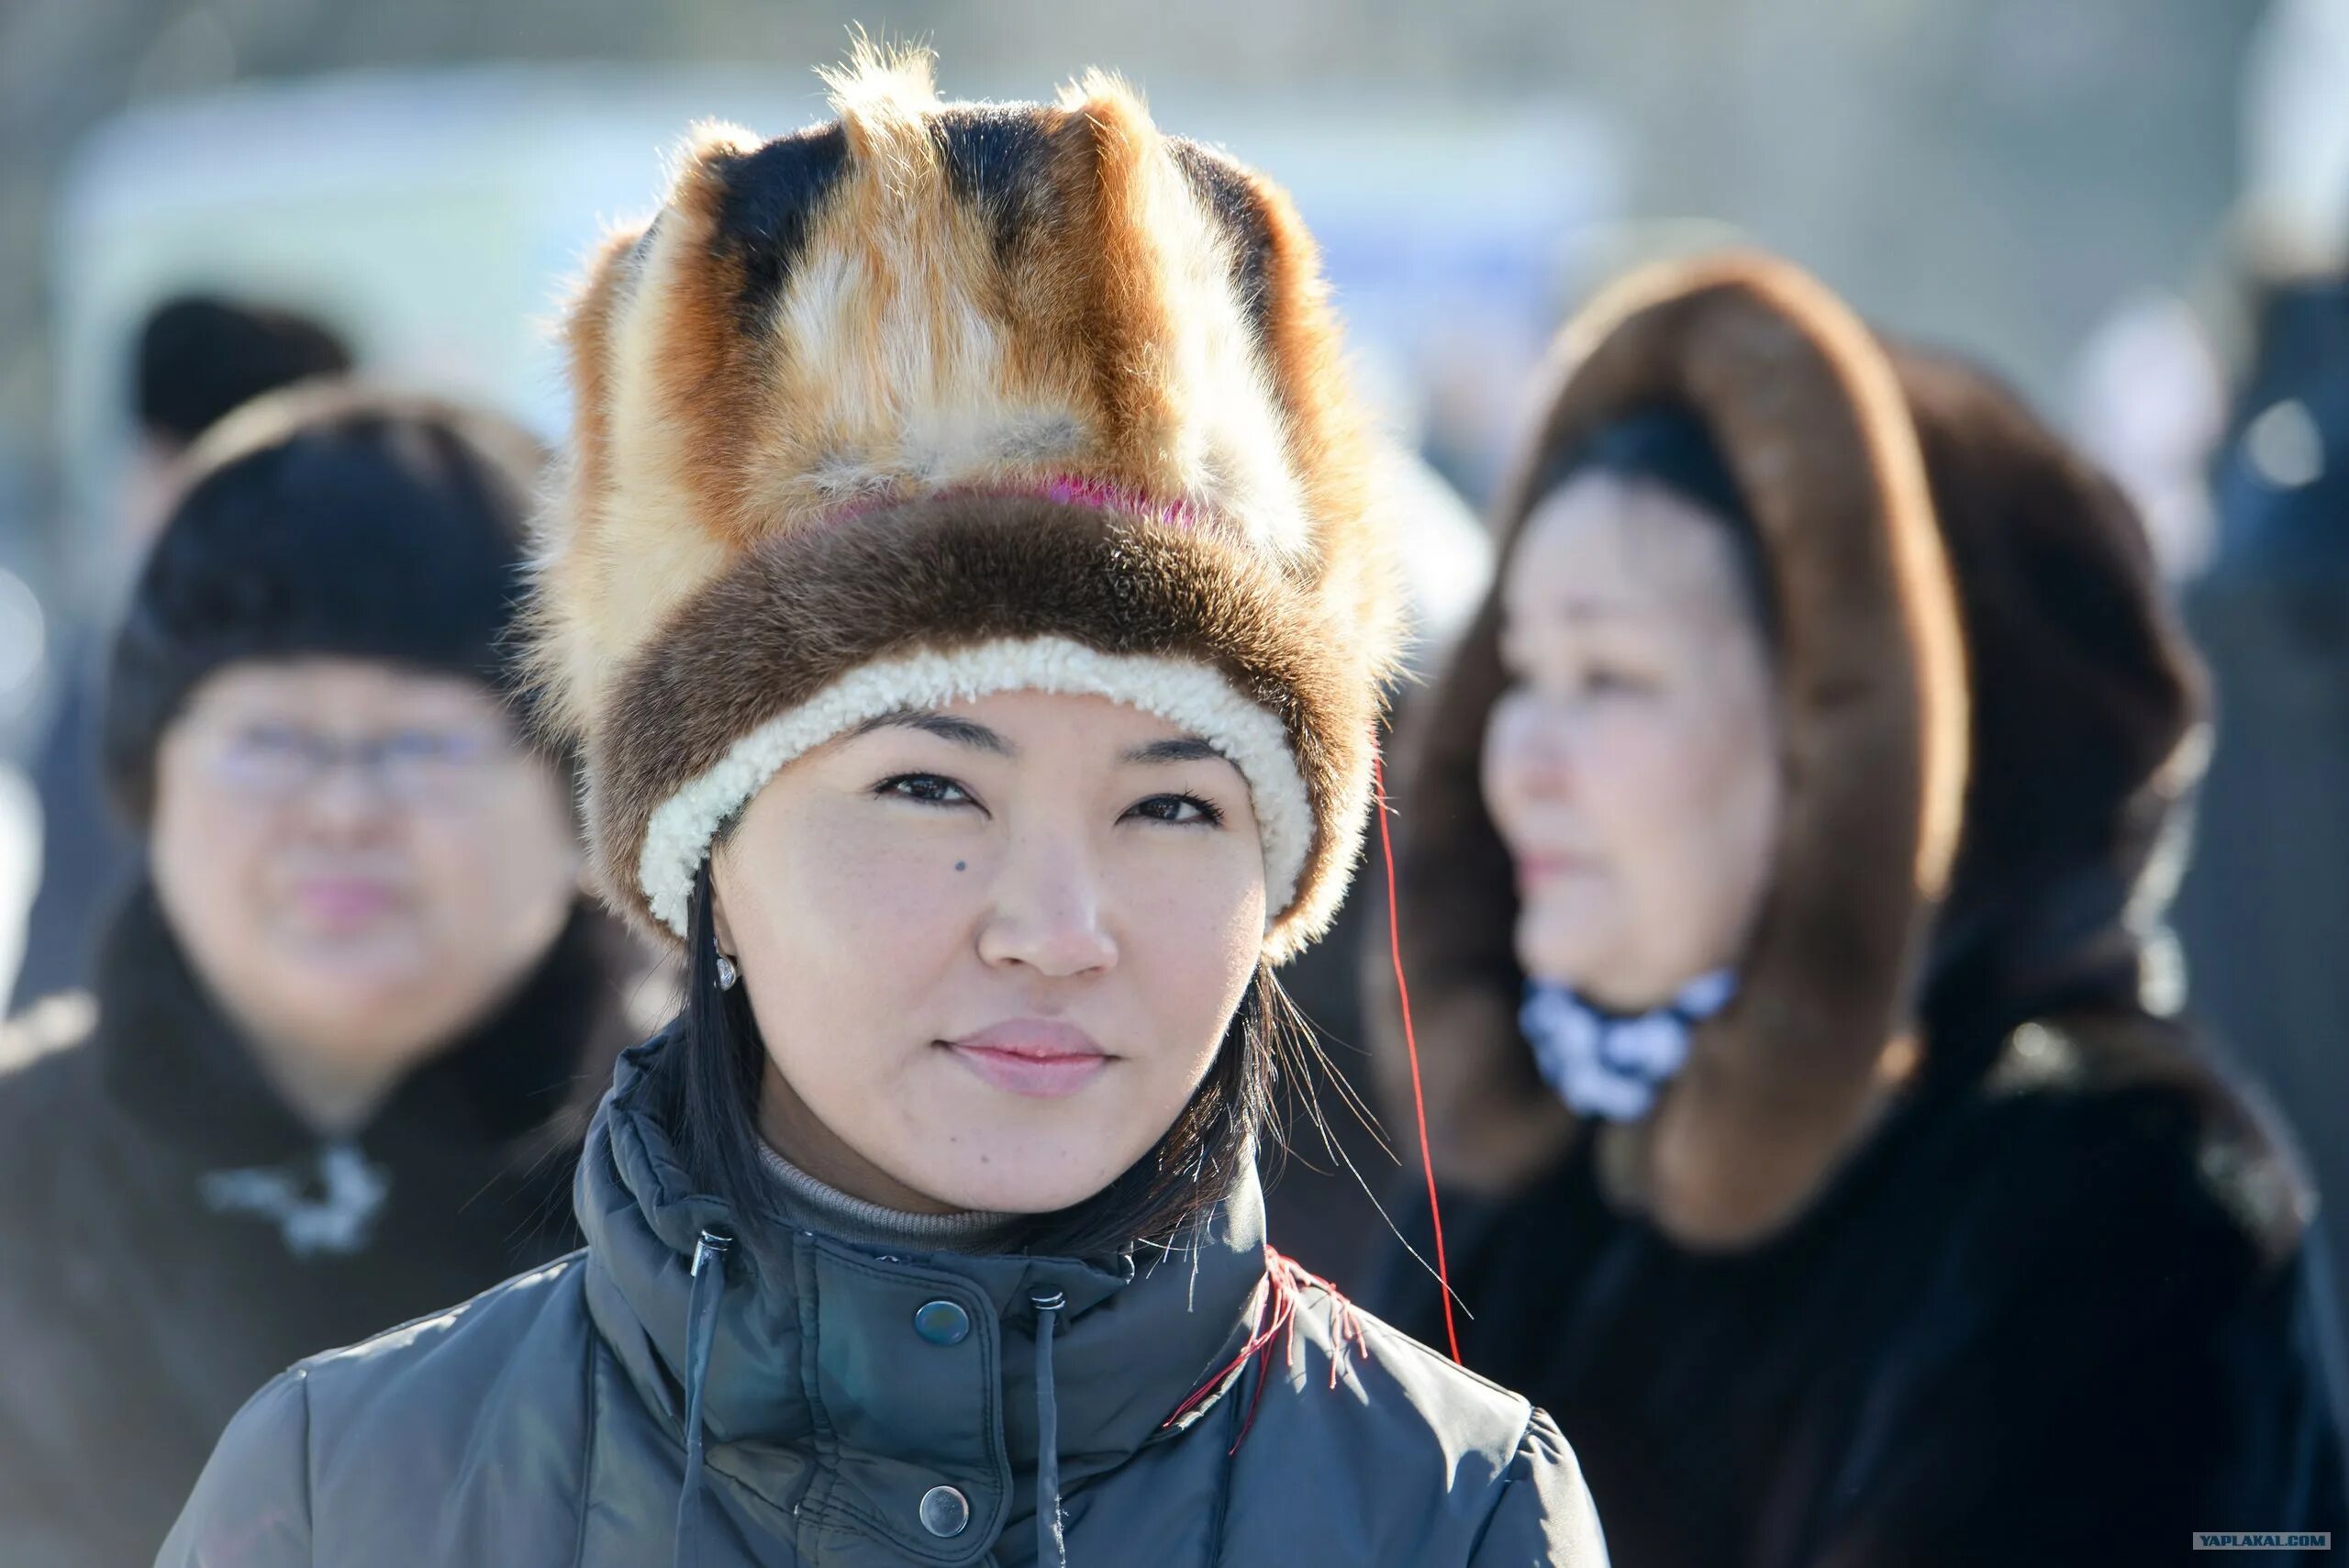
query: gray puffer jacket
160 1032 1609 1566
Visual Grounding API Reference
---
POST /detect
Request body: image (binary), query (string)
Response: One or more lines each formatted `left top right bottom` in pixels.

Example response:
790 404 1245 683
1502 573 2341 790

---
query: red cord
1373 749 1459 1363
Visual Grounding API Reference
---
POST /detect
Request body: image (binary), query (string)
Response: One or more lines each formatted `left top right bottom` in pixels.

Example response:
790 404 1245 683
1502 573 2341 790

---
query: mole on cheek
954 861 966 873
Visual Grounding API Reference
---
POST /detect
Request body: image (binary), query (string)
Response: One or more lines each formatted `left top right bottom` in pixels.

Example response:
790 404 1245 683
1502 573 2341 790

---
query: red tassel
1162 1248 1366 1453
1157 744 1462 1451
1374 749 1460 1363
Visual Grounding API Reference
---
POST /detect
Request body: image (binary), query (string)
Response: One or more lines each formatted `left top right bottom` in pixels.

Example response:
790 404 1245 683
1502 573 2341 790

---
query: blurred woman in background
1374 252 2346 1566
0 385 641 1568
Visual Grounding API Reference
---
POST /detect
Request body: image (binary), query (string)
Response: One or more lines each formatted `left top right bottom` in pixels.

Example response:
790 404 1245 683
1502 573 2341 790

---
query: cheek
1109 844 1263 1068
150 782 270 924
1572 713 1697 853
411 790 580 933
728 815 979 1051
1605 706 1779 924
806 830 971 959
1479 700 1542 840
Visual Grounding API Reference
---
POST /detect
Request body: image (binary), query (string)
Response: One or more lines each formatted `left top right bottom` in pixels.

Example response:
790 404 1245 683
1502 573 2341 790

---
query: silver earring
715 952 739 991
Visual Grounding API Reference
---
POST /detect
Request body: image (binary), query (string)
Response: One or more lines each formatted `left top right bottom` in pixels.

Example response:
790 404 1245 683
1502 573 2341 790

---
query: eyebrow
1543 595 1650 622
850 710 1225 768
848 710 1014 755
1122 736 1226 766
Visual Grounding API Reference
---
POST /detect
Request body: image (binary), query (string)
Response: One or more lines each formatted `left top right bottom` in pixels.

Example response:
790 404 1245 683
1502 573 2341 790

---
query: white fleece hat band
636 634 1313 936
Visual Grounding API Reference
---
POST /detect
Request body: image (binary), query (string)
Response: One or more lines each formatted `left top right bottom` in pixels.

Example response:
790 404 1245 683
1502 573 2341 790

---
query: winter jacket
1367 254 2349 1566
0 881 639 1568
160 1028 1610 1567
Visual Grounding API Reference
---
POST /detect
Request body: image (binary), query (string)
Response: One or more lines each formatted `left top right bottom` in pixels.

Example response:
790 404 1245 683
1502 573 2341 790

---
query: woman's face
151 658 584 1129
712 689 1266 1217
1483 473 1782 1012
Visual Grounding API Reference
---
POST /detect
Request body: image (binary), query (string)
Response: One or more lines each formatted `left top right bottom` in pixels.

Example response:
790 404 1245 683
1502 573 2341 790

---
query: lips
1513 852 1597 892
287 876 402 928
943 1020 1110 1100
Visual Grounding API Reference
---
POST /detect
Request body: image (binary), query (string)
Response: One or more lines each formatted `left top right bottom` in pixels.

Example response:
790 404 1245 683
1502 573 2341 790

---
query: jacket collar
91 876 630 1172
578 1030 1267 1563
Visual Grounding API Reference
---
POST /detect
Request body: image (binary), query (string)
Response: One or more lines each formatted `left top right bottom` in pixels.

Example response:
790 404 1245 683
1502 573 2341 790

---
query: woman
1371 251 2348 1565
160 54 1608 1568
0 385 643 1568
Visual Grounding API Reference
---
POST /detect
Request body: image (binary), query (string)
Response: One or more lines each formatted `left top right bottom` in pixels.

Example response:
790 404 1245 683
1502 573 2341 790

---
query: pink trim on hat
813 474 1205 534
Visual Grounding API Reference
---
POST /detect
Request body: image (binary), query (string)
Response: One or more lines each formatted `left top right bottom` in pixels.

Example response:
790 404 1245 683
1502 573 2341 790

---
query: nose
290 756 401 840
974 829 1119 980
1490 697 1575 801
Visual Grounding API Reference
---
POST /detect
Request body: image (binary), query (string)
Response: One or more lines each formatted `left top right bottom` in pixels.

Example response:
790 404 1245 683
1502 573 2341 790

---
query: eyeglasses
193 719 519 807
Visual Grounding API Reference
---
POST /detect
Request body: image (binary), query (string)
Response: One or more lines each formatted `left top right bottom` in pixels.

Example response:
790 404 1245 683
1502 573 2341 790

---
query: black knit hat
103 384 551 823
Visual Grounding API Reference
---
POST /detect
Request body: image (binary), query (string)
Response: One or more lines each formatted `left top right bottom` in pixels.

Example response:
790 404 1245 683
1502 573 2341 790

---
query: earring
715 952 740 991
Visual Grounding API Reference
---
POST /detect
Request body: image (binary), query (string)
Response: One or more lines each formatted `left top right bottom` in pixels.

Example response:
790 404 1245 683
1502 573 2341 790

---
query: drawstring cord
674 1229 734 1567
1032 1288 1068 1568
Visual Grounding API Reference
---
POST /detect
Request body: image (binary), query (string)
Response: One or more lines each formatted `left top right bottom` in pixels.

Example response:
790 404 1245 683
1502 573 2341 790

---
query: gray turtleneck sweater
757 1140 1014 1251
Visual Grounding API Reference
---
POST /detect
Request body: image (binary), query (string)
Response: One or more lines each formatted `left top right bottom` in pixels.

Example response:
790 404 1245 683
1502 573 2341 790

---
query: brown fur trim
1885 345 2209 929
589 494 1381 962
527 49 1397 962
1374 253 1971 1246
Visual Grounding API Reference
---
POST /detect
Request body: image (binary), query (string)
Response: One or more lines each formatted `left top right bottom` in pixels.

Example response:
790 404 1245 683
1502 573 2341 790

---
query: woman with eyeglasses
0 384 647 1568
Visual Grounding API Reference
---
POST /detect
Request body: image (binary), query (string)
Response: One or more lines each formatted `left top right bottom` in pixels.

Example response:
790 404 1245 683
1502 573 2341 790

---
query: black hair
662 861 1308 1258
134 295 355 447
1531 404 1777 639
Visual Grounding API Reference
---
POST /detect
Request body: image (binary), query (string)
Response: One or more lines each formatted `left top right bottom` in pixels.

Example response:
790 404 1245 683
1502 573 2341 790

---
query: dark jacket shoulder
163 1255 596 1568
1973 1010 2314 1274
0 995 102 1208
1229 1269 1606 1562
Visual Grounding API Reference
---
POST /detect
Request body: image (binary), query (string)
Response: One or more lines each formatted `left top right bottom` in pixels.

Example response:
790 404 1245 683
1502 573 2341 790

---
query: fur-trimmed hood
529 47 1399 962
1375 253 2217 1247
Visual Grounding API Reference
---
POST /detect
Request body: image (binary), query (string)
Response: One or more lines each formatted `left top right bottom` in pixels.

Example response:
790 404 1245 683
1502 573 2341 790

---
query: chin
1515 917 1609 992
268 973 440 1038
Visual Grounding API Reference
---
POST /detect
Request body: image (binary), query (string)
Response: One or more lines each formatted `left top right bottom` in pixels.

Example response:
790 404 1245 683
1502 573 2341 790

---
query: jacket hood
1375 252 2208 1247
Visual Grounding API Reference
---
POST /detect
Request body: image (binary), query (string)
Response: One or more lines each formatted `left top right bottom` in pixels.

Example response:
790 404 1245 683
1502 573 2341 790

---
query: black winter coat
1377 1005 2349 1566
0 884 638 1568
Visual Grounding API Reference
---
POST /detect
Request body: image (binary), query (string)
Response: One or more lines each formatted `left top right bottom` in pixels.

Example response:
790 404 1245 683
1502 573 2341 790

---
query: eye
1583 663 1655 697
1126 793 1226 828
237 720 312 757
381 728 487 764
874 773 978 808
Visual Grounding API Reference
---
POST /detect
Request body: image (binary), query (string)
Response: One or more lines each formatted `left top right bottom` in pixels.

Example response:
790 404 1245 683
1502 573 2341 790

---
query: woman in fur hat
1370 252 2348 1565
0 385 644 1568
160 53 1607 1568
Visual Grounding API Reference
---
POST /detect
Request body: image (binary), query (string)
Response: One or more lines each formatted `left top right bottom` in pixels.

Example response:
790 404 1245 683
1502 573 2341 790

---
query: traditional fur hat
529 48 1401 962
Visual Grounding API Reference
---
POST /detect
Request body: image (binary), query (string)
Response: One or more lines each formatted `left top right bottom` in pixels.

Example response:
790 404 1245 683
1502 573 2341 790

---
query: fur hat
104 383 550 823
1376 251 2229 1247
529 49 1401 961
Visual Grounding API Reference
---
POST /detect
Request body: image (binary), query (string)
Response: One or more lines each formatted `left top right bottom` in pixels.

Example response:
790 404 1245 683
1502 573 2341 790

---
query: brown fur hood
1373 253 2252 1250
529 47 1400 962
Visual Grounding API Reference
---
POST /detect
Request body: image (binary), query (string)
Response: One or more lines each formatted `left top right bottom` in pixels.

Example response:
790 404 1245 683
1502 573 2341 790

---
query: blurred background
0 0 2343 1296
